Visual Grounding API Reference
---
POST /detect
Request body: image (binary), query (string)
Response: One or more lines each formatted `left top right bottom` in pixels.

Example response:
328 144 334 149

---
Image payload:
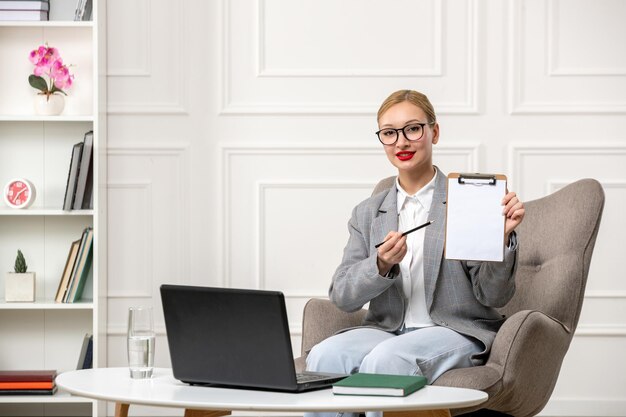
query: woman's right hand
376 231 407 276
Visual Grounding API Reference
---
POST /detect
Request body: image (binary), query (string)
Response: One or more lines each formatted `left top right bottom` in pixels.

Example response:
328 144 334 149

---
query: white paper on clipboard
445 173 507 262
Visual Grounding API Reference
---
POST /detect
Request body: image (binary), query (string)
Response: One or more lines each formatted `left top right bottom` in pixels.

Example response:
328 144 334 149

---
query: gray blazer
329 167 517 360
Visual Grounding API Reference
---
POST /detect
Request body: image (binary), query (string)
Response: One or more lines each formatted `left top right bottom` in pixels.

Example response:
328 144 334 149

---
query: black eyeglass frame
375 122 436 146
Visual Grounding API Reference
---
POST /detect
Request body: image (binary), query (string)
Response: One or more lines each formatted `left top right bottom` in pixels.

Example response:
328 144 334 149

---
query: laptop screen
160 285 300 390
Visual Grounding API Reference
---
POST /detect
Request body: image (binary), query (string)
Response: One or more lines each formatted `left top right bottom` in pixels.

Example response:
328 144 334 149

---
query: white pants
304 326 483 417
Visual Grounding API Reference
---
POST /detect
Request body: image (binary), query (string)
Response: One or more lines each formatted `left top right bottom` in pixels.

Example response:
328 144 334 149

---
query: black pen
374 220 434 249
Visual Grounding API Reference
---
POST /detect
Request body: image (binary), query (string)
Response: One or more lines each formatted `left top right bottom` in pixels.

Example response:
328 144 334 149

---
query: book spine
63 228 90 302
0 371 57 382
0 387 57 395
0 382 54 389
63 143 84 211
73 131 93 210
66 228 93 303
54 239 80 303
0 9 48 20
0 2 50 12
70 245 92 302
82 335 93 369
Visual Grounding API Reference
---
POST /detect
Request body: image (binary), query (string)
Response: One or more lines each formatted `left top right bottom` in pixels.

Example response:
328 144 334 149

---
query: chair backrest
370 177 605 333
498 179 604 333
372 176 395 196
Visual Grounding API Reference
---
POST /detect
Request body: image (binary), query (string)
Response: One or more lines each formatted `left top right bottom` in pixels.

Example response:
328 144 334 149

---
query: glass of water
127 307 155 379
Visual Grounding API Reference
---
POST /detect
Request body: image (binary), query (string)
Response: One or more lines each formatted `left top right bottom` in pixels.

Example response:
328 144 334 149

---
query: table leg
384 409 451 417
184 410 231 417
114 403 130 417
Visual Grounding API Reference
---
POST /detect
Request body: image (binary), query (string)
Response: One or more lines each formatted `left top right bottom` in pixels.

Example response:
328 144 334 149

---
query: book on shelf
0 381 54 389
0 1 49 11
0 370 56 382
0 387 57 395
332 373 427 397
0 369 57 395
64 227 93 303
63 142 84 211
54 238 81 303
76 333 93 369
72 131 93 210
83 154 94 209
0 8 48 20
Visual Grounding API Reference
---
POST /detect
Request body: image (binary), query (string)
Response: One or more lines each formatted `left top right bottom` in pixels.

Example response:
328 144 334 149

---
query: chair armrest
299 298 366 357
435 310 571 417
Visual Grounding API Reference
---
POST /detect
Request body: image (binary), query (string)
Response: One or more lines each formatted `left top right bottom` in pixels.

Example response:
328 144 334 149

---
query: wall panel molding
106 145 190 337
574 325 626 337
106 180 153 299
547 0 626 77
542 399 626 416
256 0 444 78
107 145 190 156
107 0 151 77
221 0 479 115
220 144 385 289
508 0 626 114
107 102 188 115
509 143 626 193
221 143 480 289
107 0 188 115
256 181 377 292
547 178 626 201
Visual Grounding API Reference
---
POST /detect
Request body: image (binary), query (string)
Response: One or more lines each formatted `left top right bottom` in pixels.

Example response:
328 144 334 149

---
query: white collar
396 170 437 211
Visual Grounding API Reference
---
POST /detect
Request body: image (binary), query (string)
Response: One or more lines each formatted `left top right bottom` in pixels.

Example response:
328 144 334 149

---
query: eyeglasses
375 122 435 146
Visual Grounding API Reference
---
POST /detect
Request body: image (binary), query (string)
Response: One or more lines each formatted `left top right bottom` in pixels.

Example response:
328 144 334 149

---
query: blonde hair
377 90 437 124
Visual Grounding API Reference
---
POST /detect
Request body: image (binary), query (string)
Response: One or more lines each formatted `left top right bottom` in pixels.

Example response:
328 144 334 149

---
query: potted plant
5 249 36 302
28 44 74 116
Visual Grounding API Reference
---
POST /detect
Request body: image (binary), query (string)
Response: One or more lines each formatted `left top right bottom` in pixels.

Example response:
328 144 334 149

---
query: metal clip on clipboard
457 173 497 186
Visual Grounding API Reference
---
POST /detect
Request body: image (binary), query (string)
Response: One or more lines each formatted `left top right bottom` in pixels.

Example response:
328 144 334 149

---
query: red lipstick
396 151 415 161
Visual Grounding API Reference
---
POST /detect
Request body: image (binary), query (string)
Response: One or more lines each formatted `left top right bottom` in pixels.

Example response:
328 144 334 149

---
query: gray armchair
295 178 604 417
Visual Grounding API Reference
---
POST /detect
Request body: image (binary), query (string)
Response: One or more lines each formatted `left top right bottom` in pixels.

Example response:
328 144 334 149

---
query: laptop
160 284 347 392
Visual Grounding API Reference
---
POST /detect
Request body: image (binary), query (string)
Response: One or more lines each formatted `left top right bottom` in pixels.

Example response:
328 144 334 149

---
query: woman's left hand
502 191 525 238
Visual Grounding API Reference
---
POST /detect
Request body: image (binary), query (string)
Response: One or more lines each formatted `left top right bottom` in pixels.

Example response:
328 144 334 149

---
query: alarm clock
3 178 36 209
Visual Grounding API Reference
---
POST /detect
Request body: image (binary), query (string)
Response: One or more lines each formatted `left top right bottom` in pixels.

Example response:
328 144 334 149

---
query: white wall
105 0 626 416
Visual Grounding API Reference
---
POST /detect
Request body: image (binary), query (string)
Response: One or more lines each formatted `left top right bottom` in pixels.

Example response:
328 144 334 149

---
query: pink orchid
28 44 73 96
28 46 47 65
29 46 58 68
51 60 73 89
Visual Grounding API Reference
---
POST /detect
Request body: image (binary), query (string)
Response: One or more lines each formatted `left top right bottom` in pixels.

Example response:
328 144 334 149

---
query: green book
332 373 427 397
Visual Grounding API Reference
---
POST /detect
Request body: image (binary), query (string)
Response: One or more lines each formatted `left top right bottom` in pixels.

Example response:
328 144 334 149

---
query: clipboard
444 173 507 262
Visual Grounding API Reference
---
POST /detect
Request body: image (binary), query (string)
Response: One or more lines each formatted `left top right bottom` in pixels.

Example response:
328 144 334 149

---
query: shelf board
0 208 94 216
0 115 93 122
0 21 93 28
0 300 94 310
0 389 94 403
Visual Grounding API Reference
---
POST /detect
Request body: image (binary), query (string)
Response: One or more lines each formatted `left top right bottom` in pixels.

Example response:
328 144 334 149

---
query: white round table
56 368 487 417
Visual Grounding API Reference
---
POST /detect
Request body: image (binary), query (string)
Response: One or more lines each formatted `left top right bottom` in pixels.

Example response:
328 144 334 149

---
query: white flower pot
5 272 36 302
34 94 65 116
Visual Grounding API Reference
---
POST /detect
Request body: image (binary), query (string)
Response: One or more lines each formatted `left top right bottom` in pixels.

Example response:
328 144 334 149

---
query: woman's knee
306 339 349 373
306 328 395 374
360 344 417 375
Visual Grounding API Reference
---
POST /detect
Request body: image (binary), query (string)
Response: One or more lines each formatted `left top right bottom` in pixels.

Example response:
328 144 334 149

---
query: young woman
306 90 524 415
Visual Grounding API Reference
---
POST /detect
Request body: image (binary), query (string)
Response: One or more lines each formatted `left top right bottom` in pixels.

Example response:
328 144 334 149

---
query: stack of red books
0 370 57 395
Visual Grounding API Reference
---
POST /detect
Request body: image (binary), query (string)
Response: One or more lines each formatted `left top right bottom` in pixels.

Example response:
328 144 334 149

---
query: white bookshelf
0 115 94 122
0 1 106 416
0 21 93 28
0 300 94 310
0 391 94 404
0 208 94 216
